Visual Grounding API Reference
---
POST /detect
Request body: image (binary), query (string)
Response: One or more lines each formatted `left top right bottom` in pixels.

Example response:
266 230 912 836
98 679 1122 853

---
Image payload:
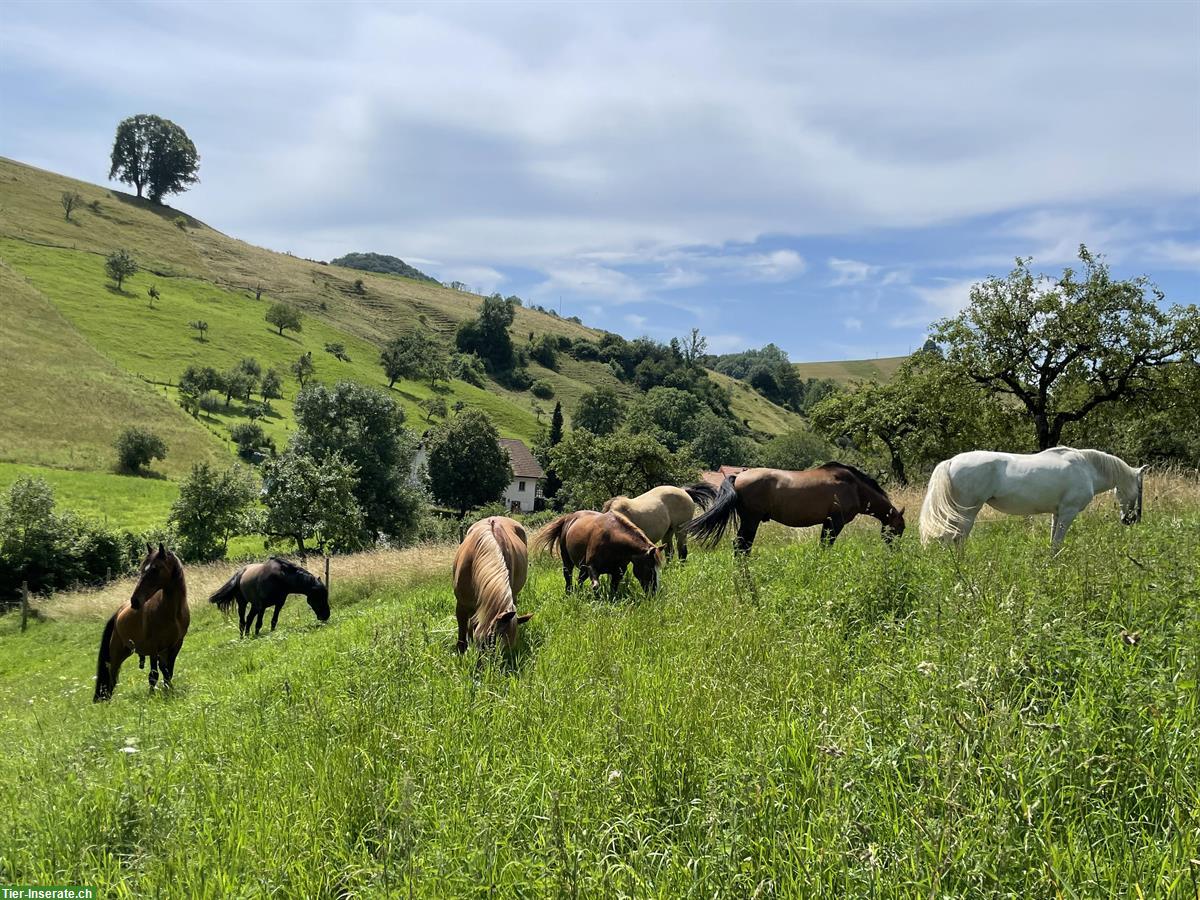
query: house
699 465 750 489
498 438 546 512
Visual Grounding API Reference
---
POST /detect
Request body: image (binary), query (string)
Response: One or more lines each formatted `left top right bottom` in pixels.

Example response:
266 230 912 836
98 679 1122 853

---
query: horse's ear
1137 465 1149 475
897 506 906 515
146 542 153 554
493 609 516 626
516 612 533 625
157 542 165 555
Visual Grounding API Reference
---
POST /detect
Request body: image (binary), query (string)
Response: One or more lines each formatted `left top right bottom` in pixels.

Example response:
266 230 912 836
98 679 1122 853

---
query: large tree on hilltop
934 246 1199 450
109 114 200 202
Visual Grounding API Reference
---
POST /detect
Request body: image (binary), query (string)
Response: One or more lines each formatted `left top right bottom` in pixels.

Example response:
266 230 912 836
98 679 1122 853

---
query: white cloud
843 317 863 331
1145 240 1200 270
434 265 505 295
828 258 877 285
625 313 648 330
893 277 980 327
735 250 807 282
705 333 750 354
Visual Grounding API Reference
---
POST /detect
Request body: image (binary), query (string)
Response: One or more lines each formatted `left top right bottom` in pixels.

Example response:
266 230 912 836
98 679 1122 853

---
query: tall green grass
0 507 1196 896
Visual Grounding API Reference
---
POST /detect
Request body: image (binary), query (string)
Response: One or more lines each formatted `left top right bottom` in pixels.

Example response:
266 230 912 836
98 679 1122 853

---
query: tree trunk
1034 412 1052 450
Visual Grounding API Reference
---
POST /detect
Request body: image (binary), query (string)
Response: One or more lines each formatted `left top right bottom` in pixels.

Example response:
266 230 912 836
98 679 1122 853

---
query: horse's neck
160 571 187 613
1082 452 1125 495
858 483 894 519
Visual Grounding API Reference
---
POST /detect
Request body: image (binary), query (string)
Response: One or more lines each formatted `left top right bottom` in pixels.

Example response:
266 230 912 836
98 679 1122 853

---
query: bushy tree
418 396 448 422
168 463 257 561
290 381 422 542
189 320 209 341
229 422 275 460
266 302 302 336
687 414 745 469
626 387 703 451
114 426 166 474
934 246 1200 449
324 341 350 362
109 114 199 202
529 333 558 369
61 191 82 221
455 294 516 371
757 428 835 472
573 386 625 436
551 427 700 511
291 351 315 386
531 379 554 399
260 368 284 402
261 450 364 559
425 408 512 516
381 330 446 388
220 368 254 406
105 249 137 290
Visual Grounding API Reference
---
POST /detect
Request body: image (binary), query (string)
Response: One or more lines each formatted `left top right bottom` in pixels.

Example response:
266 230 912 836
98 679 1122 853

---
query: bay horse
452 516 532 652
601 482 717 560
919 447 1145 552
208 557 330 636
686 463 905 554
94 543 188 702
533 510 663 595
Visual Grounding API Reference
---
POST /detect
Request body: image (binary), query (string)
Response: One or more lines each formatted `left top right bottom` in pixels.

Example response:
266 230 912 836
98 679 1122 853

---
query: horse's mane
820 461 888 497
1067 447 1137 487
607 509 654 550
467 521 516 640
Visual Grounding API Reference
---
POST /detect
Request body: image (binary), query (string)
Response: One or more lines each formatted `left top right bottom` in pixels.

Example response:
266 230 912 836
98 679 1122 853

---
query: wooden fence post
20 582 29 633
324 556 331 591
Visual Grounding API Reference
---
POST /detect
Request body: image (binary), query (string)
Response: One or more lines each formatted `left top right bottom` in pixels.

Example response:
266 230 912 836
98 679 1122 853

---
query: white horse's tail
919 460 967 545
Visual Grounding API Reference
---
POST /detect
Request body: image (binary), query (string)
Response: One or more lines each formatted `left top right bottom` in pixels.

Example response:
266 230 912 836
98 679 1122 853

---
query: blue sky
2 1 1197 360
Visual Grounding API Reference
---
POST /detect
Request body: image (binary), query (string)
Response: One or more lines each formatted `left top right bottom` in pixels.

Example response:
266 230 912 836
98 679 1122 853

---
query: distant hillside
793 356 907 383
330 251 437 284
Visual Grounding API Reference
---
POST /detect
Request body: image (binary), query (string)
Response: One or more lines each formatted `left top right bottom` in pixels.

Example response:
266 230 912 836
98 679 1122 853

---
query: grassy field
794 355 908 384
1 479 1196 896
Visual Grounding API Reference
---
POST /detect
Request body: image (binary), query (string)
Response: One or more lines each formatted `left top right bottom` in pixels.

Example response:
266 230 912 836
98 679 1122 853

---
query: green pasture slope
1 506 1196 896
794 355 908 384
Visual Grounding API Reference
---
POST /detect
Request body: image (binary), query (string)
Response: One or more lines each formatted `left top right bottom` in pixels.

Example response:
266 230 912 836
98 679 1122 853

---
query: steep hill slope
793 355 907 383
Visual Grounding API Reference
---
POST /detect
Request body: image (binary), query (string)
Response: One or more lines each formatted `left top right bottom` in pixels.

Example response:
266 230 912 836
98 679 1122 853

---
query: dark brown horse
94 543 189 702
686 463 905 554
208 557 330 636
452 516 532 653
533 510 663 594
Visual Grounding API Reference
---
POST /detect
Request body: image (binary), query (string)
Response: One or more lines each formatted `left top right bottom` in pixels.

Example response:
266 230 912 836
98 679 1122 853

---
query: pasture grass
0 498 1196 897
793 355 908 384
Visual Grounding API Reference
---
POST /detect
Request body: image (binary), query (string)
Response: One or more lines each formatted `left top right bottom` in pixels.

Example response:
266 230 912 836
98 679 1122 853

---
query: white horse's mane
1065 447 1137 488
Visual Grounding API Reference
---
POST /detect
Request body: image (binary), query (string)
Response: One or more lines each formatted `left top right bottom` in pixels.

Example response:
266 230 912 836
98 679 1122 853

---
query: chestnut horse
94 544 189 702
601 483 717 560
533 510 663 594
452 516 532 652
686 463 905 554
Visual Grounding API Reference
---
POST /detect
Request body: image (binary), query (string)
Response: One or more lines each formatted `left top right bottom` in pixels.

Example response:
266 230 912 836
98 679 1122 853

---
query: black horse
208 557 330 636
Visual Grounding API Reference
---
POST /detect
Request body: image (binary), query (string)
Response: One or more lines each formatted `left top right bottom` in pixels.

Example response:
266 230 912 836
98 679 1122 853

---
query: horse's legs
269 599 284 631
102 642 131 700
562 559 575 593
661 528 675 561
734 515 761 555
160 640 182 686
609 567 623 598
254 606 266 636
455 613 468 653
820 512 847 547
676 528 688 562
237 598 248 636
148 657 160 691
954 507 982 548
1050 507 1081 554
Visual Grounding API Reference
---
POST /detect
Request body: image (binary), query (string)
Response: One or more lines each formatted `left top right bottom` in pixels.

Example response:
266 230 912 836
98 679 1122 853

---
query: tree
551 428 700 511
109 114 199 202
291 351 315 387
424 408 512 516
229 422 274 460
189 320 209 342
260 368 284 402
687 414 744 469
290 381 421 542
381 330 443 388
105 249 137 290
168 463 257 561
626 387 704 451
419 396 447 423
677 328 708 367
61 191 82 221
261 451 364 559
455 294 516 371
266 302 302 336
114 426 166 475
757 428 835 472
934 246 1200 449
541 401 565 504
573 386 625 436
220 368 254 406
324 342 350 362
146 284 160 309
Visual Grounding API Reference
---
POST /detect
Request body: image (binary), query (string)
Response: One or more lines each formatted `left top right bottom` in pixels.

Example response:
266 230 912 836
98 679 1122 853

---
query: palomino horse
534 510 663 595
919 447 1145 552
94 544 189 702
452 516 533 652
209 557 330 636
602 483 717 560
686 463 905 554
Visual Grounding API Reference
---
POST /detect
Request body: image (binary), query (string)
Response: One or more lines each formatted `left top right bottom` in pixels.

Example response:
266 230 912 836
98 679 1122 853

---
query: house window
518 481 526 491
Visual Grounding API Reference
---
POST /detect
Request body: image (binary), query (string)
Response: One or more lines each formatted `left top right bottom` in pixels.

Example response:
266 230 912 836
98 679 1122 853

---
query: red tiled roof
498 439 546 479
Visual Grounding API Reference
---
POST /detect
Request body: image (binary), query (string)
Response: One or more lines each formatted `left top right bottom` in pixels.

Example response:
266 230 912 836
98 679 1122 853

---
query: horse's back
945 449 1090 514
734 467 849 527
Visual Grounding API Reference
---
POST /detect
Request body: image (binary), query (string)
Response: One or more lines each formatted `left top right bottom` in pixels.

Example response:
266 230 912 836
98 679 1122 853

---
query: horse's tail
918 460 966 544
683 481 719 510
93 613 117 703
470 524 516 639
683 475 740 547
532 514 574 558
208 567 244 614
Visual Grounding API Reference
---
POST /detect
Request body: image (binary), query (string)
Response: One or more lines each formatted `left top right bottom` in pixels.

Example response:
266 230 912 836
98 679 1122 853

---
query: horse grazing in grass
94 544 189 702
534 510 663 595
602 483 717 560
452 516 532 652
919 447 1146 552
209 557 330 636
686 463 905 554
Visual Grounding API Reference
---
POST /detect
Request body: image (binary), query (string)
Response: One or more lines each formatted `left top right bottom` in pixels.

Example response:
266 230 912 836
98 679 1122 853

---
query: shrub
530 379 555 399
173 215 188 231
114 427 167 474
229 422 275 460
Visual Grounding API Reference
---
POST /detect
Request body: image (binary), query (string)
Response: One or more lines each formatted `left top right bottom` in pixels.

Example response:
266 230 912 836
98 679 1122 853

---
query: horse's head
1117 466 1147 525
306 578 331 622
882 506 906 543
631 545 664 594
130 543 176 610
489 609 534 651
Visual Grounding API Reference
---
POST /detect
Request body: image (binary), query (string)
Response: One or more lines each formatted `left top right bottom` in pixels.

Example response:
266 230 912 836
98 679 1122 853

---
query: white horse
919 447 1145 552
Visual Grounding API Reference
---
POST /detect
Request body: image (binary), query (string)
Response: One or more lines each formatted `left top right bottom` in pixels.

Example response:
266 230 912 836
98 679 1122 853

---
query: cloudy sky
3 1 1197 360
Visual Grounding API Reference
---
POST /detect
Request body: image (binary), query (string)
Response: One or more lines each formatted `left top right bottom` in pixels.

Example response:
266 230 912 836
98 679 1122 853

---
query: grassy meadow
793 355 908 384
0 479 1196 897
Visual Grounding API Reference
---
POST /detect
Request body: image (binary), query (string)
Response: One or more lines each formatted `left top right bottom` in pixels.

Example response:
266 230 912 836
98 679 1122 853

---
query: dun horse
209 557 330 636
452 516 532 652
687 463 905 554
94 543 189 702
534 510 663 594
602 483 717 560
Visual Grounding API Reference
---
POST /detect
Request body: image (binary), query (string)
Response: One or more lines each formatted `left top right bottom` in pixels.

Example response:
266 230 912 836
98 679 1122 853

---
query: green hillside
793 355 907 383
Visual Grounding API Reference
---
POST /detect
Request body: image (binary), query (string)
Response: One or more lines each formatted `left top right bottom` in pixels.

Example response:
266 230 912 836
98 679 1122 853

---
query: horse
686 463 905 554
208 557 330 636
452 516 532 652
601 482 717 560
918 447 1146 552
94 543 189 702
533 510 663 595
